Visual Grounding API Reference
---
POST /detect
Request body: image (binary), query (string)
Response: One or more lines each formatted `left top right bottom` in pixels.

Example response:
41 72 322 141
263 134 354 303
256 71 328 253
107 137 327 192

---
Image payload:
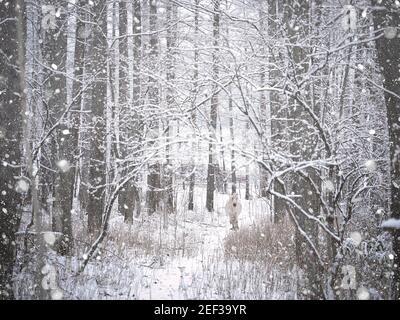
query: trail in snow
136 192 269 299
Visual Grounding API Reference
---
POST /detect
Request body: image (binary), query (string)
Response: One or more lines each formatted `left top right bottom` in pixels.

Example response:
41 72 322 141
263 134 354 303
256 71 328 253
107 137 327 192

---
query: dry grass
106 220 156 257
184 216 298 299
224 215 296 269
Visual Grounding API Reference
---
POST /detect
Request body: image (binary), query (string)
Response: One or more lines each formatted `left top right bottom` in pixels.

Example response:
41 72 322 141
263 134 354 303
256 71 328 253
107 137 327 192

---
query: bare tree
372 0 400 300
206 0 220 212
0 0 25 300
146 0 162 215
86 2 108 236
188 0 200 211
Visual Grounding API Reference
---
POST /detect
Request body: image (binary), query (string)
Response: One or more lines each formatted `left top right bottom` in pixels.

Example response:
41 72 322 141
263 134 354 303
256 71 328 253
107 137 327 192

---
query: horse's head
231 193 239 207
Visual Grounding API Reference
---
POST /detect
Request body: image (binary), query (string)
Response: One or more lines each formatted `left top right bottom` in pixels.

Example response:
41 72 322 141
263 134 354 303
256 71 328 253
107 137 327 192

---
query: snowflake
56 159 70 173
356 286 370 300
51 289 63 300
15 179 30 193
361 9 367 18
43 232 56 246
384 27 397 40
350 231 362 247
365 160 377 172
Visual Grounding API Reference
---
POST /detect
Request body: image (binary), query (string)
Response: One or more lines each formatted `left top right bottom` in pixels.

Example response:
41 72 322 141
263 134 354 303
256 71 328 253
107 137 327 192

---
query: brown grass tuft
224 215 296 269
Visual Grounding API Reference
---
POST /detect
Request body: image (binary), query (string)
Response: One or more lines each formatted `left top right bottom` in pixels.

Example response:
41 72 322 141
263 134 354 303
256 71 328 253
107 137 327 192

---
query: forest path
137 210 228 299
136 193 267 299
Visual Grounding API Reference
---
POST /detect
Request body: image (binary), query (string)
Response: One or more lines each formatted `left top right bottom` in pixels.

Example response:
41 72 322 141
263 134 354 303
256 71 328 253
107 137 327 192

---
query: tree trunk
285 0 324 299
165 0 177 215
87 2 108 236
146 0 161 215
229 94 237 194
0 0 25 300
206 0 220 212
372 0 400 300
188 0 200 211
268 0 287 222
52 0 77 256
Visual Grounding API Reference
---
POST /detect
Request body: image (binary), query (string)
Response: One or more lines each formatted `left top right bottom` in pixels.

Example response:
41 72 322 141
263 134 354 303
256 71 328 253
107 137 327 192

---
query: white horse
225 193 242 230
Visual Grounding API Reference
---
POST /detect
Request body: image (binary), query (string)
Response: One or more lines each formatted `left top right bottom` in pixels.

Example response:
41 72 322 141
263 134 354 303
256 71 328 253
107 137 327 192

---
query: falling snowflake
356 286 370 300
350 231 362 247
56 159 70 173
15 179 30 193
361 9 367 18
384 27 397 40
50 289 63 300
62 129 70 135
365 160 377 172
369 129 376 135
43 232 56 246
51 64 58 70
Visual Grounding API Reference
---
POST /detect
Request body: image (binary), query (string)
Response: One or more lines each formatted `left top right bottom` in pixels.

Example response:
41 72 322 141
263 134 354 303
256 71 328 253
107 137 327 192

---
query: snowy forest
0 0 400 300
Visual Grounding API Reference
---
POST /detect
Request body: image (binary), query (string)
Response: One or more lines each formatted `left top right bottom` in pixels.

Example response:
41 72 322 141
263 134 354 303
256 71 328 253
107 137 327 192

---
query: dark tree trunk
268 0 287 222
87 2 108 236
284 0 324 299
117 1 140 223
76 0 93 215
229 96 237 194
188 0 200 211
372 0 400 300
50 0 75 256
0 0 25 300
165 0 177 215
74 0 89 213
146 0 161 215
206 0 220 212
40 0 69 226
258 3 269 198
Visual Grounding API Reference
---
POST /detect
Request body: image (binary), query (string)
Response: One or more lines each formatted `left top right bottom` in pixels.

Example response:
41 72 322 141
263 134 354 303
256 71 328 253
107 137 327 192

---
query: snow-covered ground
15 187 297 300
